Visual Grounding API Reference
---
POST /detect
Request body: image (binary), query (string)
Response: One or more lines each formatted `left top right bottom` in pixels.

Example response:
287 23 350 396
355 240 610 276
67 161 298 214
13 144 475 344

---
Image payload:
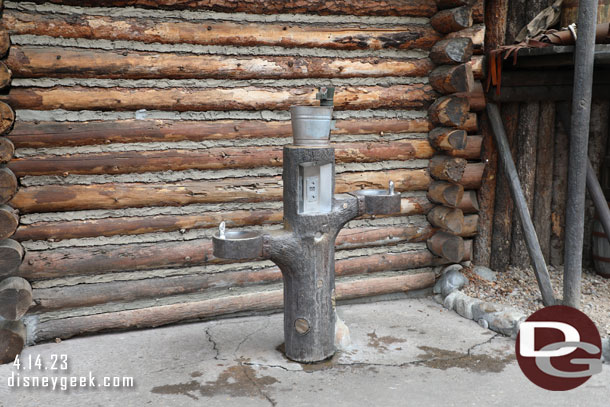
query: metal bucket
290 106 333 146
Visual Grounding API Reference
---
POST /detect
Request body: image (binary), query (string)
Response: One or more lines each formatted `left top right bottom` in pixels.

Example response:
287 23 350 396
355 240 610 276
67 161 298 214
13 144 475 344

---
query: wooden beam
427 181 464 207
458 190 480 214
447 135 483 160
427 206 464 234
427 231 465 263
429 64 475 94
0 84 437 112
428 127 468 151
429 38 473 65
428 95 470 127
429 155 468 183
430 6 473 34
4 10 441 51
446 24 484 54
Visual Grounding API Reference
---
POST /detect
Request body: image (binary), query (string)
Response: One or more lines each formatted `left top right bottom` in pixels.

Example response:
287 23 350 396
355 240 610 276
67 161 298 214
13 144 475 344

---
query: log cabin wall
0 0 485 349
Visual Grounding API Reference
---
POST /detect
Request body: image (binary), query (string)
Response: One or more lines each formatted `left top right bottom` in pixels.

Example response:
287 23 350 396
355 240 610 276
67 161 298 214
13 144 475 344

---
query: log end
0 277 33 321
0 320 26 365
0 239 25 276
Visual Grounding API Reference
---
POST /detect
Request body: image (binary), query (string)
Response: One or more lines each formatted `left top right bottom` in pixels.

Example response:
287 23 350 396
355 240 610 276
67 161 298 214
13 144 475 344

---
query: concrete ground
0 297 608 407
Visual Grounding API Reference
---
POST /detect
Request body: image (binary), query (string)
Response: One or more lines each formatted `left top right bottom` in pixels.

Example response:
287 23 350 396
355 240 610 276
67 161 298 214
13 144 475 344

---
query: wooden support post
487 103 555 306
427 206 464 234
564 0 599 309
431 6 474 34
0 277 32 320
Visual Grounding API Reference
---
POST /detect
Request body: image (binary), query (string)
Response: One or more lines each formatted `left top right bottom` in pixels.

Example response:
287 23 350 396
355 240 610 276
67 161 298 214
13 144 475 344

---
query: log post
0 102 15 135
0 204 18 240
427 181 464 207
427 206 464 234
429 155 468 182
427 231 465 263
428 127 468 151
0 137 14 164
429 38 473 65
0 239 24 276
429 95 470 127
430 6 474 34
0 167 18 204
0 277 32 320
0 320 26 365
429 64 475 94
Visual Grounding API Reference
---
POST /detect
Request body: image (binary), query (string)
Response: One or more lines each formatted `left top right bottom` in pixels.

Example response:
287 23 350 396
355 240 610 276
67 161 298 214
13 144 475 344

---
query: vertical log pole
487 103 555 306
563 0 598 309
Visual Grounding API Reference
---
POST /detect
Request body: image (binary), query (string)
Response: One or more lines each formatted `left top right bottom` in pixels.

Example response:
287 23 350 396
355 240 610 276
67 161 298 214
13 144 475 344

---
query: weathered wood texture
0 277 33 321
0 239 24 277
26 0 439 16
0 85 437 112
461 214 479 237
0 102 15 136
0 29 9 59
429 38 474 65
0 320 26 365
30 271 441 342
0 204 19 240
459 190 480 213
13 196 447 242
428 127 468 151
10 165 485 213
429 64 474 94
7 46 434 80
0 167 18 205
470 55 485 79
429 155 468 183
510 102 540 269
490 103 519 271
550 102 570 266
7 118 432 148
4 10 442 50
447 135 483 160
430 6 473 34
0 62 11 89
533 102 555 263
427 231 465 262
427 206 464 234
428 181 464 207
446 24 484 54
0 138 14 164
8 139 440 176
429 95 470 127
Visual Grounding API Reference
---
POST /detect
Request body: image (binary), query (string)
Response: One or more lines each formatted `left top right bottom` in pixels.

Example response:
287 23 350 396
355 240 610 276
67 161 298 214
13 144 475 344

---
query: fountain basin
354 189 401 215
212 230 264 260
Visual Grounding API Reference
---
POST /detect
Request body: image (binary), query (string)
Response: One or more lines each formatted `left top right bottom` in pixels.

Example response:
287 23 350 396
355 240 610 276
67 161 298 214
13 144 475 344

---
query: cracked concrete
1 297 609 406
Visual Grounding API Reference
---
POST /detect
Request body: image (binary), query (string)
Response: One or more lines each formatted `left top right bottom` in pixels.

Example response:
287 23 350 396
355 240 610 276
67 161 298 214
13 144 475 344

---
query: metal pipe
486 103 556 307
564 0 599 309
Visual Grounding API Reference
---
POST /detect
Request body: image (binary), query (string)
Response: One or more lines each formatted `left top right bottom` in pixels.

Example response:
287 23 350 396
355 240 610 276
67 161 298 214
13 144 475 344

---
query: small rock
454 293 481 320
472 301 504 322
443 291 460 310
474 265 497 282
434 268 468 298
477 319 489 329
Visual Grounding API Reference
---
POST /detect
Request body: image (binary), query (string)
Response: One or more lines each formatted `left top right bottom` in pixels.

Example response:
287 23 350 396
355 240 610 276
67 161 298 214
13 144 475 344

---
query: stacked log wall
0 0 486 345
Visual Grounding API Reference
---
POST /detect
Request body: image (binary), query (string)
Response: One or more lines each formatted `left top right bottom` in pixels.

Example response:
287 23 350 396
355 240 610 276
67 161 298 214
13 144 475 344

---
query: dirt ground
462 265 610 337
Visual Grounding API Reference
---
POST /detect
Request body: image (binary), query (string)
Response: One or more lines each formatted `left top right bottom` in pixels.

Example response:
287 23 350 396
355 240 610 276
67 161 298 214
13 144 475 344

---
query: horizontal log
456 81 485 112
427 181 464 207
469 55 485 79
8 118 432 149
429 95 470 127
428 127 468 151
0 320 26 364
436 0 475 9
0 102 15 136
19 224 436 280
8 139 436 176
0 239 24 277
31 271 437 342
429 64 474 94
429 155 468 183
11 165 484 213
430 6 473 34
31 248 440 313
427 231 465 263
445 24 484 54
0 167 18 205
14 196 433 241
5 10 441 51
0 84 437 112
0 62 11 89
427 206 464 234
7 46 434 80
462 112 479 133
447 135 483 160
458 190 479 213
0 277 32 320
429 38 473 65
460 214 479 237
25 0 439 17
0 138 14 164
0 204 19 240
0 29 9 58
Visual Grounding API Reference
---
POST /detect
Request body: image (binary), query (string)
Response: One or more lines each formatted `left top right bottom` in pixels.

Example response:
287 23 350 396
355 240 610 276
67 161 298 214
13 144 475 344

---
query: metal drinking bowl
354 189 401 215
212 230 264 260
290 105 333 146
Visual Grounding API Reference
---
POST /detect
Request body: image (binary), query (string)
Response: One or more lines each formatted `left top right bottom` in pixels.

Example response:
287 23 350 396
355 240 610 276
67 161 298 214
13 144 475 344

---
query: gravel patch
461 265 610 337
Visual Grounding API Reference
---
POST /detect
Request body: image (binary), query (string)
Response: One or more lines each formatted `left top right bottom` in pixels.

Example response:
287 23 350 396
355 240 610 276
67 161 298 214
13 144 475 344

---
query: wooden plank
550 102 570 266
4 10 442 51
24 0 439 17
10 165 484 213
7 46 434 80
510 102 540 269
8 118 432 148
0 84 437 112
533 101 555 263
8 139 437 176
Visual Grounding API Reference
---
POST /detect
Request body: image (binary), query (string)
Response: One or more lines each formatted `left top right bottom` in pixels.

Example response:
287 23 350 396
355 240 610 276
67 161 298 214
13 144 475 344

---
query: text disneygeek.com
5 354 135 391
